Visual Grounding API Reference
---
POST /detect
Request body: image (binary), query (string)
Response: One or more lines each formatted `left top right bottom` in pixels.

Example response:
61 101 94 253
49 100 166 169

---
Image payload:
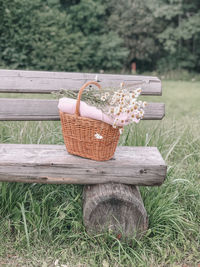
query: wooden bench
0 69 167 238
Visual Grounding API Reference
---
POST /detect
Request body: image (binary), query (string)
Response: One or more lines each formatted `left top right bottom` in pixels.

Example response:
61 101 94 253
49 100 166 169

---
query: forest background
0 0 200 75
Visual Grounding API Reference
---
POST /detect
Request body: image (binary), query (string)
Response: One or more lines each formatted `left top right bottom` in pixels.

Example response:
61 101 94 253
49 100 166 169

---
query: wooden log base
83 183 148 238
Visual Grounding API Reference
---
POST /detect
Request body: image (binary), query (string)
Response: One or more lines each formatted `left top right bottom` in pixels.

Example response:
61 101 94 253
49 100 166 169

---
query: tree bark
83 183 148 239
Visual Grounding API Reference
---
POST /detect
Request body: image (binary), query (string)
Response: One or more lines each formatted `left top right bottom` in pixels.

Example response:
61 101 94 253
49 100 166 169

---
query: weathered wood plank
0 69 162 95
0 98 165 121
0 144 167 185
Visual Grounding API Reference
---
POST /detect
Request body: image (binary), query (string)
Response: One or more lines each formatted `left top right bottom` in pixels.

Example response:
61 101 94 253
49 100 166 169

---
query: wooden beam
0 144 167 186
0 98 165 121
0 69 162 95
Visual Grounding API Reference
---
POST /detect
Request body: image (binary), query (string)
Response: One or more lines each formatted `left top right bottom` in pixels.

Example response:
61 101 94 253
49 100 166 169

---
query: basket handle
75 81 101 116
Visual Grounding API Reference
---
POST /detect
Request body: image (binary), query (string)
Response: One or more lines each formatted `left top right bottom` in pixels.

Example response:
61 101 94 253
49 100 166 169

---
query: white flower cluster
94 133 103 139
101 87 147 131
100 92 110 102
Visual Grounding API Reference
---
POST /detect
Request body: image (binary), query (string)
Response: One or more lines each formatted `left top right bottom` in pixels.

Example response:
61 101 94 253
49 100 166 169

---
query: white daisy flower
101 95 106 101
94 133 103 139
143 101 147 107
105 92 110 98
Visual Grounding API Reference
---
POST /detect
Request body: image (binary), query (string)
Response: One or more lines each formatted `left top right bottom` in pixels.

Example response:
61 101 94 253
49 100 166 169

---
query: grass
0 80 200 266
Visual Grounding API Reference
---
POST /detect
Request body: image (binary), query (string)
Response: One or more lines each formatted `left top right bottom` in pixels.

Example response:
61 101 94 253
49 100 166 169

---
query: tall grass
0 81 199 266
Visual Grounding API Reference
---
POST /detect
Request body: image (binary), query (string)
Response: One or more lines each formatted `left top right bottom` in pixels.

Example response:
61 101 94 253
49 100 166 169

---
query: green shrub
0 0 128 72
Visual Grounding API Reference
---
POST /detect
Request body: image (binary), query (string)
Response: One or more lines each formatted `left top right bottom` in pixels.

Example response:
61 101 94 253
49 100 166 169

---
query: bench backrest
0 69 164 121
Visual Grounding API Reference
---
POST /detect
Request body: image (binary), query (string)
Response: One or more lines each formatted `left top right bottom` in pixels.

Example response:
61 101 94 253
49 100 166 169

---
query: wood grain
0 69 162 95
0 98 165 121
0 144 167 185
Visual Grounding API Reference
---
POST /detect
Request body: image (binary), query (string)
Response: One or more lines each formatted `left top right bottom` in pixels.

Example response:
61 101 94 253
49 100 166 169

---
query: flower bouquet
56 81 147 161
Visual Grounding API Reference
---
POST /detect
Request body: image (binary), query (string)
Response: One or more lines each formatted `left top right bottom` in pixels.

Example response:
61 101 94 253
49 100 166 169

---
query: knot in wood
140 169 147 174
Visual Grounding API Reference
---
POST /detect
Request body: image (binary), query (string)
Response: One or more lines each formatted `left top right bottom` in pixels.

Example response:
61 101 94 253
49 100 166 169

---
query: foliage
0 0 127 72
148 0 200 71
0 0 200 72
106 0 161 71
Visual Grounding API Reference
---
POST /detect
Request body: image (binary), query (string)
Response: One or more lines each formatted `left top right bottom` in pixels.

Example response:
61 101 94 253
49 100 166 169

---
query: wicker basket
59 81 120 161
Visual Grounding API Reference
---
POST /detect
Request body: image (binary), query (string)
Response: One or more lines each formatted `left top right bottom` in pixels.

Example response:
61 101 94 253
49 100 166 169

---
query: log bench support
0 69 166 238
83 184 148 238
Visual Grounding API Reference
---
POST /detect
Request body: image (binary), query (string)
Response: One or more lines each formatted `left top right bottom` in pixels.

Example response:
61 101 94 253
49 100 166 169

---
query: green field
0 81 200 266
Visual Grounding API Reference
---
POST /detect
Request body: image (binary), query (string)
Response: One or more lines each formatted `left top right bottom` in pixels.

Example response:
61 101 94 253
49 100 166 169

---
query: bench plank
0 144 167 185
0 69 162 95
0 98 165 121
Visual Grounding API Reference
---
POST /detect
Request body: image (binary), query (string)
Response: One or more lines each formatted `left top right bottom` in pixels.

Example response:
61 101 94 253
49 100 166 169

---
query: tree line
0 0 199 73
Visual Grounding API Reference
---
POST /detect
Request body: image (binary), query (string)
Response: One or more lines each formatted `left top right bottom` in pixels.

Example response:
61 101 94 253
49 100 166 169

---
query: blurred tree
106 0 161 72
0 0 128 72
65 0 128 71
149 0 200 71
0 0 199 72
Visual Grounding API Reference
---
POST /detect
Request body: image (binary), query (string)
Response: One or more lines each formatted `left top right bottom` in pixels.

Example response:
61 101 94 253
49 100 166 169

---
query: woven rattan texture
59 111 120 161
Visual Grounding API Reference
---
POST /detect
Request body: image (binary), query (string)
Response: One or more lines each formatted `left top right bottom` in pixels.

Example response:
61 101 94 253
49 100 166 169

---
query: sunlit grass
0 81 200 266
